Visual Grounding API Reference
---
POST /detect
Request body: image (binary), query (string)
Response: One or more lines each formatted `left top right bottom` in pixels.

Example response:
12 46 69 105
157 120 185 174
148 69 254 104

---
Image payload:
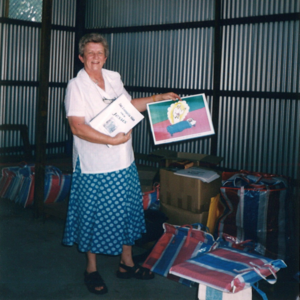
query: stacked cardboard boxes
153 150 223 226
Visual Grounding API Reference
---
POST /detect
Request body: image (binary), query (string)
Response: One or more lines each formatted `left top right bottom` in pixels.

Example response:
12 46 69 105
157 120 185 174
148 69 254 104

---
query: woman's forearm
131 92 181 112
68 116 131 146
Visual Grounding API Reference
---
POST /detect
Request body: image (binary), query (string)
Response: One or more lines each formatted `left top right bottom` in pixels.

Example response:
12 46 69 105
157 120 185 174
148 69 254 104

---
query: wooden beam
34 0 53 218
74 0 86 76
211 0 222 156
4 0 9 17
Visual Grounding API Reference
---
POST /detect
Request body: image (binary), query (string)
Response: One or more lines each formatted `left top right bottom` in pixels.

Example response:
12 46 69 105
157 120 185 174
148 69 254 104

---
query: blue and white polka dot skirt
62 159 146 255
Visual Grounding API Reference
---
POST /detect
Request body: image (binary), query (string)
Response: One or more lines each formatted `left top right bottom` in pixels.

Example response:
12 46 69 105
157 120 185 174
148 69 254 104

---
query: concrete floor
0 198 299 300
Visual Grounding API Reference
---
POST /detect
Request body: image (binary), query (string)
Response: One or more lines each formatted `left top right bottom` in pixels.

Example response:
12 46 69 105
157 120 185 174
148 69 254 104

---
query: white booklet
89 94 144 147
175 167 220 183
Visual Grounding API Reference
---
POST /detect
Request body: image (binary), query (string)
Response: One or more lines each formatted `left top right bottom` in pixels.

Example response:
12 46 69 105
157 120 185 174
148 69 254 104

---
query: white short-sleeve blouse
65 68 134 174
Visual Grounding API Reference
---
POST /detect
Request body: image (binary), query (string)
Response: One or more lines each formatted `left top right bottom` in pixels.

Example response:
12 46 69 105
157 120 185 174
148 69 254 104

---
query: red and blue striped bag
16 167 35 207
0 162 30 199
0 167 19 198
44 166 72 204
1 165 71 207
5 171 24 201
216 171 291 260
142 223 214 286
142 183 160 210
6 165 34 202
169 243 286 295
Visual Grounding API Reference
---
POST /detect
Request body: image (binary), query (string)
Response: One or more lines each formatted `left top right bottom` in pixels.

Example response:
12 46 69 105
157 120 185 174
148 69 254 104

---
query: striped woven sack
12 165 71 207
216 170 291 260
0 162 31 200
169 245 286 295
142 183 160 210
5 172 24 201
0 167 19 198
44 166 72 204
17 170 35 207
142 223 214 286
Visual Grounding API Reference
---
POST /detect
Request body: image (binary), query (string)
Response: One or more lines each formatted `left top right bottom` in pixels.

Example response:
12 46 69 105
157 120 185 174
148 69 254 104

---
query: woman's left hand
156 92 182 102
131 92 182 112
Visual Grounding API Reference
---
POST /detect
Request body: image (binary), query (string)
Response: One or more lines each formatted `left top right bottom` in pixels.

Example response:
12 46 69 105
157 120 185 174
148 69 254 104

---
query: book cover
147 93 214 145
89 94 144 146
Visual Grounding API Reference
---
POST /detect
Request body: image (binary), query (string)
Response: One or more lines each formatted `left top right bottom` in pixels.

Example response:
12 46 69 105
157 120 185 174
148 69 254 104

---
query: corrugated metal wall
0 0 76 156
47 28 75 155
218 1 300 179
0 21 40 153
222 0 299 17
86 0 299 180
218 17 300 177
106 29 214 90
43 0 76 155
85 0 214 28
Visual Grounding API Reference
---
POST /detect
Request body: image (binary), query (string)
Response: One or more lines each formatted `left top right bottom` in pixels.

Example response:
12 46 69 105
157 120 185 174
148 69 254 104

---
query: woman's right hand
68 116 132 146
111 130 132 145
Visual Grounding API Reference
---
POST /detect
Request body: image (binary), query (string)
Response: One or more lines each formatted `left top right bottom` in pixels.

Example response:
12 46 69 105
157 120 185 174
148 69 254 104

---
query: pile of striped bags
216 170 292 260
0 164 71 207
141 169 292 299
142 223 287 299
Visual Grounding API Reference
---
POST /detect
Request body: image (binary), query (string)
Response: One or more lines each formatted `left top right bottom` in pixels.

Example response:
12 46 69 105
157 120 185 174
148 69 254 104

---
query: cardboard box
160 202 208 226
151 149 223 168
160 168 222 213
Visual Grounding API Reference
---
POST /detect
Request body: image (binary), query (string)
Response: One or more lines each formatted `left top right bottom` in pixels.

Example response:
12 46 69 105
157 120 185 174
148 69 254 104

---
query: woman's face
79 42 107 73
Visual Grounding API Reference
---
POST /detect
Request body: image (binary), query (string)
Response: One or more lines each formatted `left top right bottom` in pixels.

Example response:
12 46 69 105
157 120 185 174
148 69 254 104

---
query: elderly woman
62 33 181 295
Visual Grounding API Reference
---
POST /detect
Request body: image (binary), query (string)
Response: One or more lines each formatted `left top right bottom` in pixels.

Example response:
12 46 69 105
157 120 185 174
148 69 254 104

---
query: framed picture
147 93 214 145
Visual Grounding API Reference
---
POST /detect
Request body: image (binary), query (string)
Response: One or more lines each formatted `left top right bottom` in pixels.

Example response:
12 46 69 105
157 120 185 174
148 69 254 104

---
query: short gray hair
78 33 109 57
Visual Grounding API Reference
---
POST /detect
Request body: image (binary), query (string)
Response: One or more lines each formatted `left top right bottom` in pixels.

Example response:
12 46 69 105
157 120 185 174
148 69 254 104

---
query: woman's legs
118 245 154 279
119 245 134 272
86 251 97 273
86 251 105 292
87 246 135 273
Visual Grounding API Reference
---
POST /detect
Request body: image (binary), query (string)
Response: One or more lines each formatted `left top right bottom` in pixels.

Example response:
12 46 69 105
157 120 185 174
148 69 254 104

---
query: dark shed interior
0 0 299 299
